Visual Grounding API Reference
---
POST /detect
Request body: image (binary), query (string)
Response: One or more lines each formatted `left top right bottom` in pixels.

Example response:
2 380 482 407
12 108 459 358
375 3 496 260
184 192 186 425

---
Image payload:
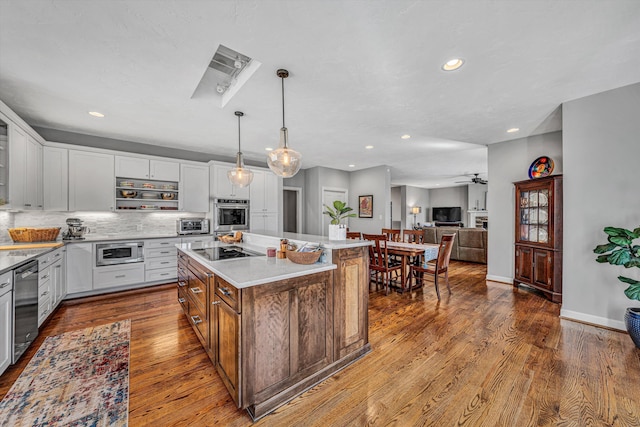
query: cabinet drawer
38 267 53 285
93 264 145 289
216 277 240 313
146 238 181 249
38 296 51 326
146 257 178 270
188 275 207 313
145 267 177 282
38 278 51 301
146 247 178 259
188 299 208 347
38 248 64 270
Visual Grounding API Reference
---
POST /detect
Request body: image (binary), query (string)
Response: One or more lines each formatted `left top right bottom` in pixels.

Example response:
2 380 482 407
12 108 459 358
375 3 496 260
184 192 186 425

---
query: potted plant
323 200 356 240
594 226 640 348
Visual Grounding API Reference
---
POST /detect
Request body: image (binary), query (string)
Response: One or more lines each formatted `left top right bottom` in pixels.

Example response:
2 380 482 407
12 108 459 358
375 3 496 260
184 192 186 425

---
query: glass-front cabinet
0 117 8 207
514 175 563 302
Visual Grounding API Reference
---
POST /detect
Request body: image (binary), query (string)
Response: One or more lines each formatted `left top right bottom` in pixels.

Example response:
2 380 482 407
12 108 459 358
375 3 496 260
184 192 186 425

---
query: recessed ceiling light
365 145 374 149
401 134 411 140
88 111 104 118
442 58 464 71
265 147 273 151
348 164 355 168
507 128 520 133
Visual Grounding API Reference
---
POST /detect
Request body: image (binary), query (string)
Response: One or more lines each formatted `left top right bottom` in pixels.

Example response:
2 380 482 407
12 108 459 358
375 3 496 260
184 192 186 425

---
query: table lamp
411 206 422 227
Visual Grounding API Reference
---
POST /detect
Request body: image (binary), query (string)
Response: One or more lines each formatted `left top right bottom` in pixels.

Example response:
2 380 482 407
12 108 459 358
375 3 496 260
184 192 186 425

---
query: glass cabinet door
518 188 550 244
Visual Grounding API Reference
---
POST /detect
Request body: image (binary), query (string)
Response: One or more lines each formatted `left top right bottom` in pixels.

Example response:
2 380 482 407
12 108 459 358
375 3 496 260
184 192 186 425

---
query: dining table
382 240 439 292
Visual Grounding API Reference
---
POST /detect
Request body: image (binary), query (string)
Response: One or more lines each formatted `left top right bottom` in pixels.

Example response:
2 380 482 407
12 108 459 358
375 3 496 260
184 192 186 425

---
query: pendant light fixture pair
227 111 254 188
227 68 302 187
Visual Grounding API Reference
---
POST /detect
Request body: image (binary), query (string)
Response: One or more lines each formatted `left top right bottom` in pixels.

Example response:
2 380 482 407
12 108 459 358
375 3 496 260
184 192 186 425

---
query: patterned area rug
0 320 130 427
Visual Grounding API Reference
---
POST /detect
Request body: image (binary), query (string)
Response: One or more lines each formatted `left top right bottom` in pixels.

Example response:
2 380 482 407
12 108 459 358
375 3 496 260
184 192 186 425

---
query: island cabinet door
241 271 334 412
333 246 369 360
212 293 241 407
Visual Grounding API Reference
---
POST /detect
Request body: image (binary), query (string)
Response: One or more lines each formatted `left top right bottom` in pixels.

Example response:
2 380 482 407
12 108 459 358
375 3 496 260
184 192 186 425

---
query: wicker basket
8 227 61 242
286 250 322 265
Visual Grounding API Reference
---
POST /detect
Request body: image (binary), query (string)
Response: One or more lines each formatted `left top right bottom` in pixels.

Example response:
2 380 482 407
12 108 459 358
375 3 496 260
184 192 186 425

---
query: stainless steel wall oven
214 199 250 232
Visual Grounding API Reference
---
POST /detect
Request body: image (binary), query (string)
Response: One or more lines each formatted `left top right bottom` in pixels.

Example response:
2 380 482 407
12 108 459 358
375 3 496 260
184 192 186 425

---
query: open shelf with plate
116 177 179 211
514 175 563 302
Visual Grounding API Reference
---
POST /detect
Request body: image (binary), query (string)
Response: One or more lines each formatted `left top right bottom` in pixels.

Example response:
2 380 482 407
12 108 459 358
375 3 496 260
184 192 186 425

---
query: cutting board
0 242 63 250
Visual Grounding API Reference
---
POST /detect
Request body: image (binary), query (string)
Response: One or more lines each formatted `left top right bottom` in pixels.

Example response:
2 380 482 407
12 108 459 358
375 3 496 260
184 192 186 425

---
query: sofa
422 227 487 264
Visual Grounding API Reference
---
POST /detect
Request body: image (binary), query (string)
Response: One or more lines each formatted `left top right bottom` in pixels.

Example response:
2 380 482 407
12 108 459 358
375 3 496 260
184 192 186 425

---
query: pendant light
267 69 302 177
227 111 254 187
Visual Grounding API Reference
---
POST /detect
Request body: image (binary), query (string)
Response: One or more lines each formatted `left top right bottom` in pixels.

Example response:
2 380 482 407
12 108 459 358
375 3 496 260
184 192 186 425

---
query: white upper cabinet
211 162 250 199
115 155 180 181
68 150 114 211
180 163 209 212
9 126 42 210
250 169 280 212
43 146 68 211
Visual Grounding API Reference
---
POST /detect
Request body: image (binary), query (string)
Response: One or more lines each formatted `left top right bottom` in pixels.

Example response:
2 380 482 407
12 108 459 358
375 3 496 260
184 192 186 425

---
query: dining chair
362 233 402 294
381 228 401 242
346 231 362 239
402 229 424 244
408 233 456 299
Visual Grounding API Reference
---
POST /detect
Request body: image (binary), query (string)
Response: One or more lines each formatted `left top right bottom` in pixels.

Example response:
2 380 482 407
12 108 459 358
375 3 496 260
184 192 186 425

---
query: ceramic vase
624 307 640 348
328 224 347 240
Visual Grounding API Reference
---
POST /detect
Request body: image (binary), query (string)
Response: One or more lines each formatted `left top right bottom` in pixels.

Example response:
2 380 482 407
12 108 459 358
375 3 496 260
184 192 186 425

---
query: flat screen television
432 207 462 223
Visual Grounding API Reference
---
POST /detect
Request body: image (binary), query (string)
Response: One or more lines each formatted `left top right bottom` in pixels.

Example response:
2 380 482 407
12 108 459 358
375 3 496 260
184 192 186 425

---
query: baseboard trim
560 309 626 331
486 275 513 284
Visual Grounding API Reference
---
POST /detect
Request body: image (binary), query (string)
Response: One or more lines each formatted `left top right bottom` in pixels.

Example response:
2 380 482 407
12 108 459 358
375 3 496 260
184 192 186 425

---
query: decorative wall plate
528 156 554 179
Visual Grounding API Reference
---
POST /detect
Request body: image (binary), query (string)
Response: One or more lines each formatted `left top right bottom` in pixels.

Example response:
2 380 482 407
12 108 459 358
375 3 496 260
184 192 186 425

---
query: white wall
486 131 562 284
428 186 468 224
349 165 391 234
561 82 640 330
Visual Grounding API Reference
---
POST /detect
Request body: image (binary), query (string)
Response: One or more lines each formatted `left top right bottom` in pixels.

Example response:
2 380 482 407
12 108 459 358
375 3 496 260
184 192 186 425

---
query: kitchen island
177 234 371 421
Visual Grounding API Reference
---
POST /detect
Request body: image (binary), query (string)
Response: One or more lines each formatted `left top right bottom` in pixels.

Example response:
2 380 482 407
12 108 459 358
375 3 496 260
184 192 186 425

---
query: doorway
283 187 302 233
321 187 348 237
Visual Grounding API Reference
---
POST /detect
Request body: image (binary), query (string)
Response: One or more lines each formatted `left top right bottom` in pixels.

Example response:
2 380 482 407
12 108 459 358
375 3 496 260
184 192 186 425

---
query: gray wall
428 186 468 224
304 166 350 235
468 183 487 211
349 165 391 234
391 186 401 229
404 186 430 228
561 82 640 330
284 170 306 232
486 131 563 284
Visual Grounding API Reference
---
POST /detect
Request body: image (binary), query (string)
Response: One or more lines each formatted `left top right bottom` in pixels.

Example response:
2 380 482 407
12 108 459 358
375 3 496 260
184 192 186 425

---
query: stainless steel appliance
193 245 264 261
214 199 250 233
13 260 38 363
177 218 209 235
62 217 90 240
96 241 144 266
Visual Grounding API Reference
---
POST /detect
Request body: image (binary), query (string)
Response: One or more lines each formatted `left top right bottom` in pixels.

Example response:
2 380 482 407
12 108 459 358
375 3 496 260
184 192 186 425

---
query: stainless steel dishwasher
13 260 38 363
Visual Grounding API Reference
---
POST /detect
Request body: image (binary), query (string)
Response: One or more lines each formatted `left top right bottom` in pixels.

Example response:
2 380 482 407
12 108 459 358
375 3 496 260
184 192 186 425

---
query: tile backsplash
0 211 208 243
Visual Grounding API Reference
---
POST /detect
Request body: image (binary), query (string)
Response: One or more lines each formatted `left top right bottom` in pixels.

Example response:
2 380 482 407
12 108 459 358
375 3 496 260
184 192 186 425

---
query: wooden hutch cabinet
514 175 563 302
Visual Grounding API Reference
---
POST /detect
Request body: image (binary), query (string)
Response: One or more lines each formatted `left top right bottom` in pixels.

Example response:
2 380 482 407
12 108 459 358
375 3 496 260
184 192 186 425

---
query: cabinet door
249 170 266 210
8 124 26 209
263 172 279 212
214 295 241 407
532 249 553 290
51 257 66 307
213 163 250 199
150 159 180 181
66 243 93 294
43 146 69 211
115 155 149 179
0 287 12 375
29 138 43 209
514 245 533 283
69 150 114 211
180 163 209 212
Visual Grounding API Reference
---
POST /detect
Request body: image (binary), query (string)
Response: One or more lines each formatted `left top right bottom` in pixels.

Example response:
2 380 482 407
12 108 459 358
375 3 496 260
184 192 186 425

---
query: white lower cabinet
0 271 13 375
144 237 180 282
181 235 215 246
93 264 145 290
38 247 65 326
66 243 93 294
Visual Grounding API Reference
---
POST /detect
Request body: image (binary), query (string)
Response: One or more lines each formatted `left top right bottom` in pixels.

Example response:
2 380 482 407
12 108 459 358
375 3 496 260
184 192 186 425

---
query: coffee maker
62 218 90 240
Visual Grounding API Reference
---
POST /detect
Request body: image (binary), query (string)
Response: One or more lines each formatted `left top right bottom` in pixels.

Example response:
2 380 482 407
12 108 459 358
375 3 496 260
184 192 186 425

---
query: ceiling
1 1 639 189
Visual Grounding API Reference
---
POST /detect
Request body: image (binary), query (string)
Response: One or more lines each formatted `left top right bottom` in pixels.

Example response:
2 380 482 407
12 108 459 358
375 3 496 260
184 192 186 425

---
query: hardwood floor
2 261 639 426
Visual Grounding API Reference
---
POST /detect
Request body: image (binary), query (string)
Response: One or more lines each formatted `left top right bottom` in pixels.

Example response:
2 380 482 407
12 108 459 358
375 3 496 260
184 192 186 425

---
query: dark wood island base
177 244 371 421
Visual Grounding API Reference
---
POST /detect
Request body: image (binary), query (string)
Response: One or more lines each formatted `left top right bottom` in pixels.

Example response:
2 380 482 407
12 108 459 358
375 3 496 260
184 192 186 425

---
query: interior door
322 188 347 237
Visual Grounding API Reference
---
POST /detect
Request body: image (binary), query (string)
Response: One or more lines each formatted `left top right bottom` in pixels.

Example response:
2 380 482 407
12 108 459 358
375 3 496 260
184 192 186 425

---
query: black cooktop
193 245 264 261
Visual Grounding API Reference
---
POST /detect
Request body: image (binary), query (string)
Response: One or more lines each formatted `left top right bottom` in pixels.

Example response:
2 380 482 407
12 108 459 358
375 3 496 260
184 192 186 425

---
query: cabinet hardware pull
178 297 186 303
54 253 61 258
160 273 169 276
41 274 49 280
219 287 232 296
178 281 186 287
190 287 203 294
24 203 32 207
55 265 61 269
0 282 10 288
212 301 220 305
191 315 202 324
160 251 170 254
41 291 49 297
161 262 170 265
115 274 126 278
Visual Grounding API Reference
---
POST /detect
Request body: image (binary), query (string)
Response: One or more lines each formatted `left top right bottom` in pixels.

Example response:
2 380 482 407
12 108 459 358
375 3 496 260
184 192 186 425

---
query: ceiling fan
455 173 488 185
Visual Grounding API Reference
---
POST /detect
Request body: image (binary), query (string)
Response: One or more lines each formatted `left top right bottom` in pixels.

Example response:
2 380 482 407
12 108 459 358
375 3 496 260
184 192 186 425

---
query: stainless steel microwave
214 199 250 232
95 241 144 267
177 218 210 235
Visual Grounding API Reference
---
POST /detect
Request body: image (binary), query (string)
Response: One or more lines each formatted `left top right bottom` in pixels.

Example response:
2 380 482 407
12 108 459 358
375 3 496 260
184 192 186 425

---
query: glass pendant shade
228 111 254 187
267 127 302 178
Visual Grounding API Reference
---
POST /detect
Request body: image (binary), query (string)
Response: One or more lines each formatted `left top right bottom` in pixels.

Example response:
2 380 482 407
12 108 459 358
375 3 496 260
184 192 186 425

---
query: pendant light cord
281 75 286 129
238 113 241 153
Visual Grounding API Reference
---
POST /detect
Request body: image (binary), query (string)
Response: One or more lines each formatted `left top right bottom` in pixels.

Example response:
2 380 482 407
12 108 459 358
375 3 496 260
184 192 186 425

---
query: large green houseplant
593 226 640 347
323 200 356 240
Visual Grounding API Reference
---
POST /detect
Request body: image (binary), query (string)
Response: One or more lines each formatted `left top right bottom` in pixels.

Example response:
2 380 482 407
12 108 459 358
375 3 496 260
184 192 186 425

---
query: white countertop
244 231 372 249
178 240 337 289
